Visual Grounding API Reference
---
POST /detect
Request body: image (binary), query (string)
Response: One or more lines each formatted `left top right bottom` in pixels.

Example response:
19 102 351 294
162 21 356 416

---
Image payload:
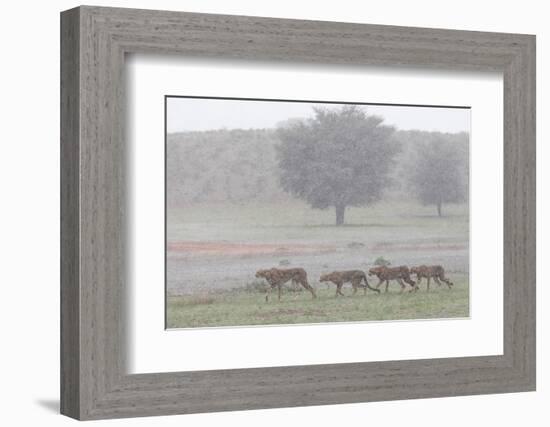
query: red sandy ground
167 241 336 257
167 241 466 258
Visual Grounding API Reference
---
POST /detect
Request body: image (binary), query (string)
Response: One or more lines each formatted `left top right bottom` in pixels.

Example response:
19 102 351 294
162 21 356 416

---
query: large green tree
409 137 468 216
276 106 399 225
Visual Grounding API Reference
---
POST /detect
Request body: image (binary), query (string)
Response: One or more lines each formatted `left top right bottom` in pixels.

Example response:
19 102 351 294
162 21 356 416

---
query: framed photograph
164 96 470 329
61 6 535 420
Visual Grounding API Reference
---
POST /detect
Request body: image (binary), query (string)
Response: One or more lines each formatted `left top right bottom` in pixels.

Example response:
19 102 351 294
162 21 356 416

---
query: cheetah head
255 269 270 279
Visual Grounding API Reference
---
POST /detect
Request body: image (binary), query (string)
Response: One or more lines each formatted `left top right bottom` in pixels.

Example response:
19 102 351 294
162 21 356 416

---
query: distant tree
409 137 467 216
276 106 399 225
373 256 391 267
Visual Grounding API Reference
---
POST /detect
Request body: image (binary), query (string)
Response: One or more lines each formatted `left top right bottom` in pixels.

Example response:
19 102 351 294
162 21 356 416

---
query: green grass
167 200 468 244
166 275 469 328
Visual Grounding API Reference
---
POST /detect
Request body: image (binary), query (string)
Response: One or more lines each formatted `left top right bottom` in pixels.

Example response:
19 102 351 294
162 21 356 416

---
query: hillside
167 129 289 206
166 128 469 207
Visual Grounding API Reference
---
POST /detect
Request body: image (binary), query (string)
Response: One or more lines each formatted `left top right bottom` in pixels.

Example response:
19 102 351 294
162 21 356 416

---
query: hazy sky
166 97 470 134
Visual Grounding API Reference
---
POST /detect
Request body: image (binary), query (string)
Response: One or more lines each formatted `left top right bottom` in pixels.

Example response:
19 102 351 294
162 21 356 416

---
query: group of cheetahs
255 265 453 302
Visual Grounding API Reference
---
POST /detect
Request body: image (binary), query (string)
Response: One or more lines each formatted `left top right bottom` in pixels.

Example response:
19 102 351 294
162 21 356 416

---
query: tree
275 106 399 225
373 256 391 267
409 136 467 216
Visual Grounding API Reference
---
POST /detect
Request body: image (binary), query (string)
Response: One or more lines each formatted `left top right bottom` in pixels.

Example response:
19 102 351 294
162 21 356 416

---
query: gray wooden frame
60 5 536 420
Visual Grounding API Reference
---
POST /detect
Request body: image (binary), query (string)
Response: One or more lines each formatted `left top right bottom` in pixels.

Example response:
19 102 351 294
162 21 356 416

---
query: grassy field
166 200 469 327
168 200 469 243
167 274 469 328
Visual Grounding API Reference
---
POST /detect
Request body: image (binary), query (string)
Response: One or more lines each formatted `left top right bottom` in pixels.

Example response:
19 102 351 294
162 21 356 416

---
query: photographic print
166 97 470 329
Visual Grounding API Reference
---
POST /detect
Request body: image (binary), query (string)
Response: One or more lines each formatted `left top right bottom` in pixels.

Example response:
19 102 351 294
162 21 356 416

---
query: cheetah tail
362 273 381 293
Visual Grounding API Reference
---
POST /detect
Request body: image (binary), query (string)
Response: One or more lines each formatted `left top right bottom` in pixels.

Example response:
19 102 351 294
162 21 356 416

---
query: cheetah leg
300 278 317 299
351 280 359 295
427 277 431 291
439 275 453 289
290 279 298 300
385 280 390 293
278 284 282 302
365 283 380 293
404 276 418 292
266 284 273 302
336 282 345 297
397 279 406 293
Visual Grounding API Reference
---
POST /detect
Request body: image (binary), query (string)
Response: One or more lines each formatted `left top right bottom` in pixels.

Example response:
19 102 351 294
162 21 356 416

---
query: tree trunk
437 202 442 217
335 204 346 225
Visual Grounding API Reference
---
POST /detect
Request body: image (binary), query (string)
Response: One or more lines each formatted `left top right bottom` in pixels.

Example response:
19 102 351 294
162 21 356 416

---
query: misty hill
167 128 469 207
167 129 288 205
392 130 469 199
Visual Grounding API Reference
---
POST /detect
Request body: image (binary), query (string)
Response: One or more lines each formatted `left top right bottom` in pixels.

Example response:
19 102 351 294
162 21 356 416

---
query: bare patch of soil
168 241 336 257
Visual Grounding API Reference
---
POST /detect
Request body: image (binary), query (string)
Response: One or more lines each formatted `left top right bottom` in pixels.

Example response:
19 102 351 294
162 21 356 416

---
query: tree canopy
408 136 468 216
275 105 399 225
